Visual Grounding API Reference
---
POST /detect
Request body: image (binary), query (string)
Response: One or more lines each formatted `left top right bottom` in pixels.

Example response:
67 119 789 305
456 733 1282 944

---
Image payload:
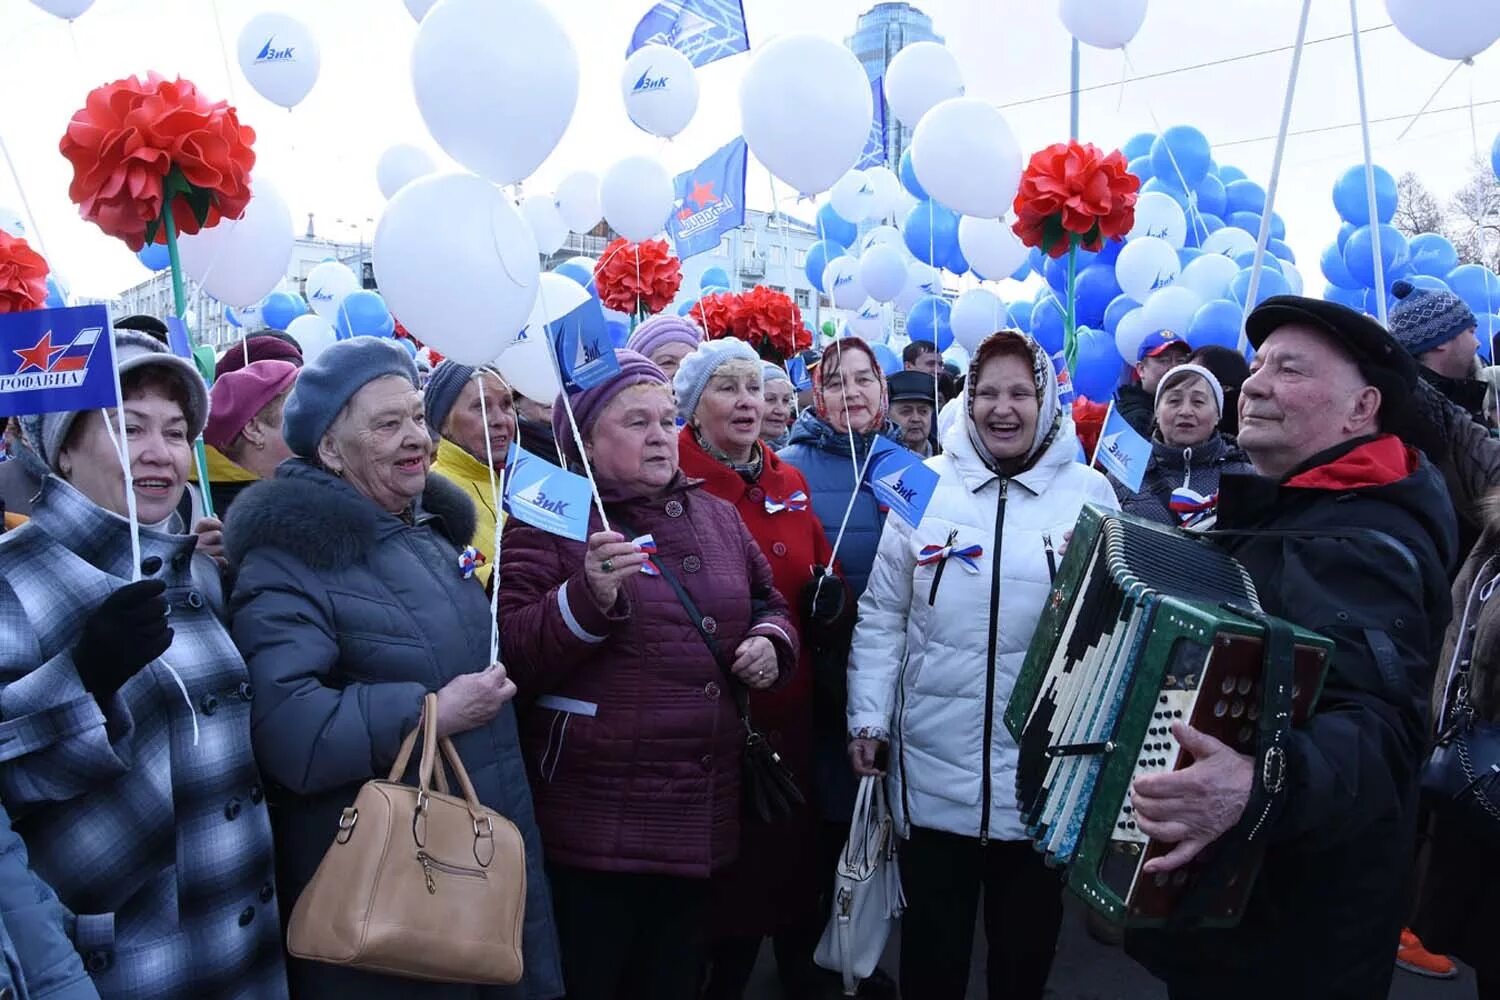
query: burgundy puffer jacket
499 476 798 878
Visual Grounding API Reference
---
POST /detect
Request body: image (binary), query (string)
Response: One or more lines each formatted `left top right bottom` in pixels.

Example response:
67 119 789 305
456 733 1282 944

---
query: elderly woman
0 330 287 997
425 361 516 590
224 337 561 1000
625 314 702 379
848 331 1118 1000
205 358 298 482
1109 363 1253 529
760 361 797 449
674 340 836 999
498 350 798 1000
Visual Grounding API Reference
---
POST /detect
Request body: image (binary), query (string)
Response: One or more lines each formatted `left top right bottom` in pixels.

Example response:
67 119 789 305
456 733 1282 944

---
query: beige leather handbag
286 693 527 984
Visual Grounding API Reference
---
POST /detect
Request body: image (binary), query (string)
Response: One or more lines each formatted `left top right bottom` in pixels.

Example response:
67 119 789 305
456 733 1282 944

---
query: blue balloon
1030 296 1066 355
870 343 902 376
1009 258 1031 282
1363 287 1395 320
906 296 953 352
1028 247 1047 276
898 148 928 200
1269 212 1286 241
1009 299 1034 332
805 240 845 292
606 318 630 348
1405 275 1452 294
1179 247 1202 266
334 290 392 340
1104 294 1139 335
677 297 700 317
1479 314 1499 363
699 266 730 292
1492 133 1500 183
399 337 418 357
903 200 959 267
1342 224 1408 288
1267 238 1295 264
1127 155 1153 182
136 243 170 271
816 203 858 248
1227 211 1262 235
1072 327 1125 401
1073 264 1122 328
1141 177 1189 208
1194 174 1227 218
701 284 729 296
1187 299 1243 350
945 239 969 276
261 291 307 330
1044 254 1070 294
1224 180 1266 216
1122 132 1156 160
224 304 242 328
1331 164 1397 226
1218 165 1247 184
1448 264 1500 314
1150 126 1212 189
1409 233 1460 278
1184 213 1224 249
554 261 598 297
1323 283 1366 309
1336 222 1356 251
1233 251 1282 274
1229 267 1291 308
1321 244 1360 289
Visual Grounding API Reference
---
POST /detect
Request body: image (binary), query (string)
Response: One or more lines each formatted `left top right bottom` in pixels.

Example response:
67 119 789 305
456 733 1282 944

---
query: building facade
845 3 944 168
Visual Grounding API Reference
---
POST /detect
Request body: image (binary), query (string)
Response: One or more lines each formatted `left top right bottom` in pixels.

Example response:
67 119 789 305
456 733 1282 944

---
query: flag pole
1089 401 1113 469
160 179 216 520
476 375 507 665
534 279 612 532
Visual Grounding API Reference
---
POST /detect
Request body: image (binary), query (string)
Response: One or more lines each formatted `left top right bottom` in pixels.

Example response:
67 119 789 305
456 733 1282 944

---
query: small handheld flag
627 0 749 68
0 304 118 418
1093 402 1152 493
549 297 620 391
865 437 938 528
503 443 595 542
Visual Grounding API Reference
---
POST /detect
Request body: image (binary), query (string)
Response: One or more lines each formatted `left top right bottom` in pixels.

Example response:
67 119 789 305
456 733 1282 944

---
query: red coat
678 428 832 935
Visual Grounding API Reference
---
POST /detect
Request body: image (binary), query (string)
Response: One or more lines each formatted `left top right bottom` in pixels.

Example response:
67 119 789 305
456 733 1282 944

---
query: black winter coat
1127 436 1457 1000
1110 433 1254 527
1113 382 1155 437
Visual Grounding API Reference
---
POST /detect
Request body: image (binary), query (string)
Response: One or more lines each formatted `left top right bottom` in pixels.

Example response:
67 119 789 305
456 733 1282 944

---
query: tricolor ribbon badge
917 541 983 573
458 546 487 579
1169 487 1218 527
631 534 662 576
764 490 809 515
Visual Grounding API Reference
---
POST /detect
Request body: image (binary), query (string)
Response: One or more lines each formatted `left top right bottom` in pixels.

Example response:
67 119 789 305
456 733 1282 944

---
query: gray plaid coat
0 477 287 999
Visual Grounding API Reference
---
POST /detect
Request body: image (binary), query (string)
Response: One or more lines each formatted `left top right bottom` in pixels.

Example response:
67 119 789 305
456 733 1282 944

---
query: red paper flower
1071 395 1110 463
718 285 808 362
0 231 50 315
687 290 737 340
593 238 683 317
1012 141 1139 258
59 73 256 251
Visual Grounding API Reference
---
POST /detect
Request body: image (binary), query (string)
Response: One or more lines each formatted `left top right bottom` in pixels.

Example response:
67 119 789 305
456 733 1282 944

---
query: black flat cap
1245 295 1417 417
887 370 938 404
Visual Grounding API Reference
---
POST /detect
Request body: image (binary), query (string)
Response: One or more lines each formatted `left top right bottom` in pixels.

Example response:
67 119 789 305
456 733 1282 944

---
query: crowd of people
0 284 1495 1000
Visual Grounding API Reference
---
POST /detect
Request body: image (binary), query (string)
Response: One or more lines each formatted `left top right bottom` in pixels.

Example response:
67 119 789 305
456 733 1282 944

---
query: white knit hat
1154 362 1224 415
673 338 762 419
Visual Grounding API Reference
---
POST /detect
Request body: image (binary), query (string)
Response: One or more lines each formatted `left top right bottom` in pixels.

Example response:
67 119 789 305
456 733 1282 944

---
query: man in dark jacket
1116 329 1190 436
1125 296 1457 999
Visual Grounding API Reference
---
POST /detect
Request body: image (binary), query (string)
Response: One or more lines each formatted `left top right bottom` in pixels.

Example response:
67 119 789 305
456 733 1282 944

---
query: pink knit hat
205 360 298 451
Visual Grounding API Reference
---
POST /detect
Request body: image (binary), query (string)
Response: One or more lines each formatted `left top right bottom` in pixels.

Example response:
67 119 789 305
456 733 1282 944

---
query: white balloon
859 244 909 303
883 41 965 129
600 156 673 243
1127 191 1187 249
829 171 876 225
555 171 602 233
373 172 541 365
1201 226 1258 259
864 166 902 221
286 314 336 364
523 272 591 333
0 206 25 238
823 256 867 310
494 334 562 403
237 12 320 109
412 0 578 184
1384 0 1500 60
1114 307 1152 365
376 144 436 200
303 260 361 320
951 287 1010 353
896 261 942 313
29 0 92 19
848 299 885 338
177 181 294 308
403 0 438 22
861 225 905 254
520 194 567 255
1282 262 1305 296
740 34 873 196
1140 286 1203 337
620 44 699 139
230 300 264 330
1115 236 1181 302
1177 253 1240 302
958 216 1028 281
1059 0 1149 50
910 98 1022 219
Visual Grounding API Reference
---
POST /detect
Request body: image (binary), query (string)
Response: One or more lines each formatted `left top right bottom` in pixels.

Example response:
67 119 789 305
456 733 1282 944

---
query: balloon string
1122 50 1209 245
1394 59 1466 141
0 133 52 265
476 374 505 665
208 0 241 107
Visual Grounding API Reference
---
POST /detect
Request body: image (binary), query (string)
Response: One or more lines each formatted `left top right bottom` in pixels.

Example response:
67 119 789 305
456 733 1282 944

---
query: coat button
747 487 765 503
705 682 721 699
238 907 255 927
238 682 254 701
259 882 275 903
250 784 264 804
702 616 718 635
85 952 111 973
683 555 702 573
699 754 713 771
225 798 242 821
201 694 219 715
186 591 204 610
772 542 788 558
665 500 684 518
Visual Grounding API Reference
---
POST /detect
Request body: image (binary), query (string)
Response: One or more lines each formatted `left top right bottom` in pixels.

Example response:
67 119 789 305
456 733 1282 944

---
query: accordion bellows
1003 506 1333 928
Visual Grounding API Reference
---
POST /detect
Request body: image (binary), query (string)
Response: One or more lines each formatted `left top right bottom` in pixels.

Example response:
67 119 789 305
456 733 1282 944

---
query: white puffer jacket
847 339 1117 842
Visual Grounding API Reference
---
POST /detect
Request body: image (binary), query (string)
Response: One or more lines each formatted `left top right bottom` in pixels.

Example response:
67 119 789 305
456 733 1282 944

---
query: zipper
1042 533 1057 584
980 478 1008 846
1182 448 1193 494
927 528 958 606
893 650 913 829
416 850 488 894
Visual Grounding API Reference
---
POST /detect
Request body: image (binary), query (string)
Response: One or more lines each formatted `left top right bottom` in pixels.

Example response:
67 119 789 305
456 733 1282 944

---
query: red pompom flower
0 230 49 315
59 73 256 251
1012 141 1139 259
593 238 683 319
687 290 737 340
715 285 808 362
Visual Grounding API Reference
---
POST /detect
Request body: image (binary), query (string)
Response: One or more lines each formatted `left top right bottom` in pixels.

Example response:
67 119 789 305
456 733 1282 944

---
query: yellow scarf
431 438 505 588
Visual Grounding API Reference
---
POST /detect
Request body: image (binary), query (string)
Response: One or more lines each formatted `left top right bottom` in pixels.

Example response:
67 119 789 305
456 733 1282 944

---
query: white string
535 278 612 532
1349 0 1388 326
1121 52 1210 245
1395 59 1467 141
208 0 241 106
825 443 879 573
0 133 51 264
476 374 505 665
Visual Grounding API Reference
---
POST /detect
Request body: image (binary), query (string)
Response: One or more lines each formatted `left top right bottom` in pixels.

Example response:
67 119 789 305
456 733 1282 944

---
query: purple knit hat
552 349 670 465
626 314 702 363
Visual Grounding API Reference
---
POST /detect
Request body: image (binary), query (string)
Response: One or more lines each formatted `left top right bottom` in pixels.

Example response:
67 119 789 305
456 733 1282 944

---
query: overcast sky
2 0 1497 300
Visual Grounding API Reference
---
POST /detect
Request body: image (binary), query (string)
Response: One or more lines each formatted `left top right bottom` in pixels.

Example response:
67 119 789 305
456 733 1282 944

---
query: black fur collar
225 462 477 571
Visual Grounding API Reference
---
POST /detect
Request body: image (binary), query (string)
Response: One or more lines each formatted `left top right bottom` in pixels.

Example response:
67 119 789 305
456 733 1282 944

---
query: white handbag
814 775 906 996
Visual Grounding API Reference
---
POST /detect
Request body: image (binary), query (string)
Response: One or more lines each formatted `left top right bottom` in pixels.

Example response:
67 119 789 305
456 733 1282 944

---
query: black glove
73 579 173 701
799 565 846 628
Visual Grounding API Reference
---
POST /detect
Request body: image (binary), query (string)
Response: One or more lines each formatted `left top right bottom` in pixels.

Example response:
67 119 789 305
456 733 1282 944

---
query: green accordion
1003 506 1333 928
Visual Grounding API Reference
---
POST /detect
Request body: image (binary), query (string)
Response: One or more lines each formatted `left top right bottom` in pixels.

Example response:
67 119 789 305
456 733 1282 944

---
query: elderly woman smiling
500 349 798 1000
225 337 562 1000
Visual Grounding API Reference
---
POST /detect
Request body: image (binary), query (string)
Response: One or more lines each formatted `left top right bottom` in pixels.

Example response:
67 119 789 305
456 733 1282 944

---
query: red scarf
1283 434 1418 491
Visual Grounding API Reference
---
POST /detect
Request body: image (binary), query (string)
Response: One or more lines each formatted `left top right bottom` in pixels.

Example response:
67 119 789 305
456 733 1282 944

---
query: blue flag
856 74 887 169
504 443 594 542
627 0 749 68
0 304 119 419
866 436 939 528
668 137 748 260
548 298 620 392
786 355 812 392
1094 403 1152 492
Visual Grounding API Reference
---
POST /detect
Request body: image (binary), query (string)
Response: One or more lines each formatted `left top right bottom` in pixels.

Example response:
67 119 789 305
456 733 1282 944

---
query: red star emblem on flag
13 332 65 374
686 180 717 210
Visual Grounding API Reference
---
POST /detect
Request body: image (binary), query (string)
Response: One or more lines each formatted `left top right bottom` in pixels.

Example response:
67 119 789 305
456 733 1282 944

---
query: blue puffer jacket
0 797 97 1000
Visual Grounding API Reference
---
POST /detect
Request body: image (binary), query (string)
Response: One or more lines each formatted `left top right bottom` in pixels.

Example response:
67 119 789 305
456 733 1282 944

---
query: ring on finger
601 558 615 573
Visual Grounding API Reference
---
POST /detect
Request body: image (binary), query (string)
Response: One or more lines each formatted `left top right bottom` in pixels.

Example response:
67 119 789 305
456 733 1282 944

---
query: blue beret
282 336 418 458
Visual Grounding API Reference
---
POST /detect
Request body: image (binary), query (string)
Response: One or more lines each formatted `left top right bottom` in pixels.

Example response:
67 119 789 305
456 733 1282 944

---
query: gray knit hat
1389 279 1477 357
673 338 762 420
627 314 702 362
282 336 417 458
424 361 477 440
761 361 793 389
19 327 210 473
